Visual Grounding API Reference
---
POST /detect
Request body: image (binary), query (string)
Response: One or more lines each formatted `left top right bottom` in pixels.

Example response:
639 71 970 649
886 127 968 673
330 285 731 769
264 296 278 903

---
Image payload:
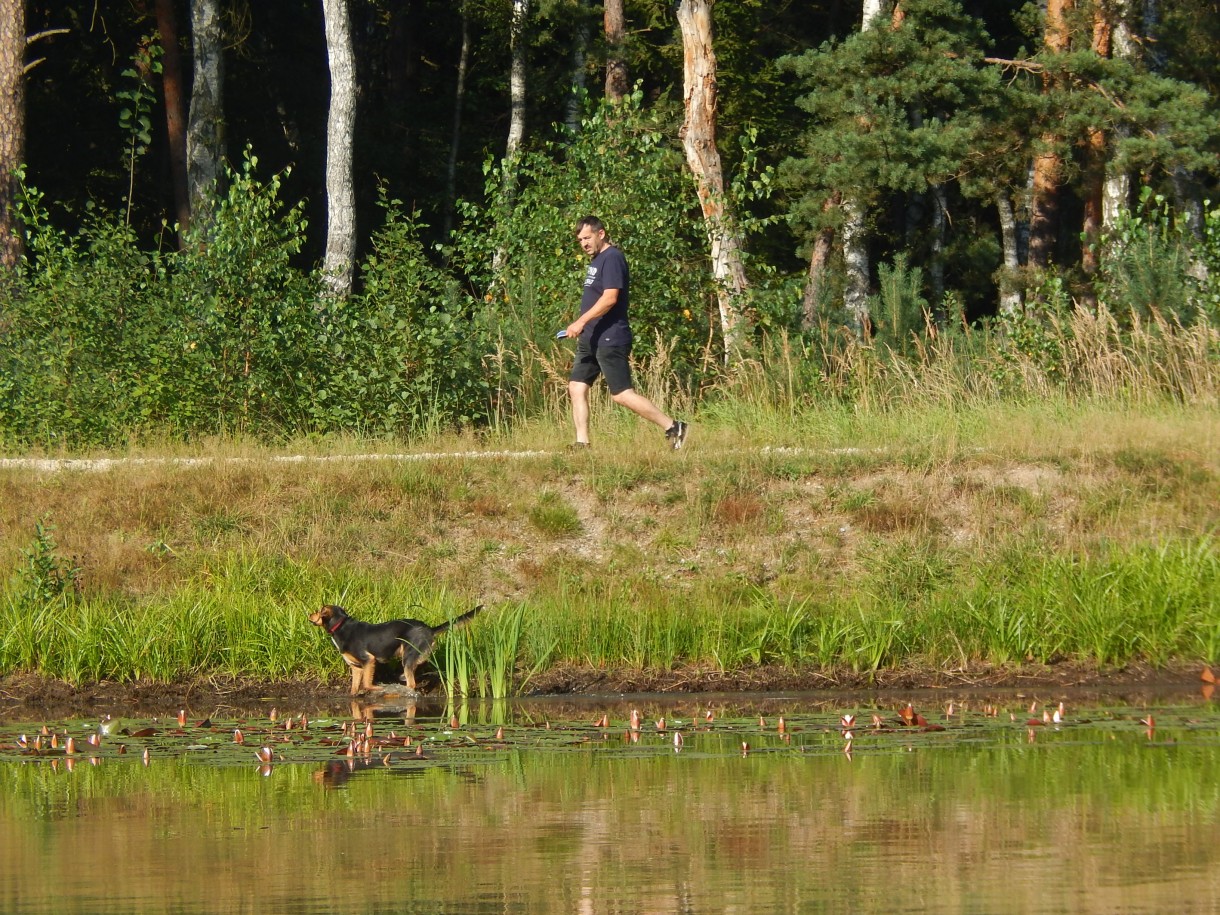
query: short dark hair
575 215 606 236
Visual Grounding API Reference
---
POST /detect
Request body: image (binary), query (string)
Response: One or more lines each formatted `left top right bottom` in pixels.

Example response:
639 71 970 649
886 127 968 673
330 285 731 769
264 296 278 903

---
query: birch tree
676 0 748 361
186 0 226 228
0 0 23 269
506 0 529 164
1102 0 1134 230
444 0 472 241
840 0 888 334
490 0 532 274
322 0 357 299
1081 1 1117 282
565 0 588 133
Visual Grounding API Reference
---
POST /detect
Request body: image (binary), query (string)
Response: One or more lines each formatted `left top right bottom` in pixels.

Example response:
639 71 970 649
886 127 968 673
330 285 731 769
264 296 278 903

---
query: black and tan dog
309 603 483 695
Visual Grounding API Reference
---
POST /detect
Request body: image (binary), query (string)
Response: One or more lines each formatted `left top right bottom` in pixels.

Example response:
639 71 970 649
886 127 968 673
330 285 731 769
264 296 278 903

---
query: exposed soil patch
0 661 1208 722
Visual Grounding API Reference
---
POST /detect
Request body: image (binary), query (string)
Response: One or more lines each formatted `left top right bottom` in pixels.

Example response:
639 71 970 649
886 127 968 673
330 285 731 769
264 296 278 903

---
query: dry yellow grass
1 400 1215 609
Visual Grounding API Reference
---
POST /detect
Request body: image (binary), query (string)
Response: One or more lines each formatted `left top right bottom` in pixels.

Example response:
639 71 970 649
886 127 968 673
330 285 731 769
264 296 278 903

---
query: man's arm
566 288 619 339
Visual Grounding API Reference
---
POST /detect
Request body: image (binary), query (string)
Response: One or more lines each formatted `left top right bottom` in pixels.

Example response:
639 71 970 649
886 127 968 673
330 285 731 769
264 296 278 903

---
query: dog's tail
432 604 484 635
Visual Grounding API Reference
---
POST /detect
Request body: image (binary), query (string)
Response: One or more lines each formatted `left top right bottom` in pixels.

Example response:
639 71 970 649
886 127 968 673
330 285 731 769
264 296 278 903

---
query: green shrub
450 92 715 376
321 193 492 433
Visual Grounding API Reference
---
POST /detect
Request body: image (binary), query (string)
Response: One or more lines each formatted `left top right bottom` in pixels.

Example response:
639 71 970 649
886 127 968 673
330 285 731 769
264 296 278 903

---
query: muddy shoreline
0 661 1211 721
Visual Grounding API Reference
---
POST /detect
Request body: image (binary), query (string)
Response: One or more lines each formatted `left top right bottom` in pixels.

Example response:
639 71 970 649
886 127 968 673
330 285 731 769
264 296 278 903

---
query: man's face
576 225 607 258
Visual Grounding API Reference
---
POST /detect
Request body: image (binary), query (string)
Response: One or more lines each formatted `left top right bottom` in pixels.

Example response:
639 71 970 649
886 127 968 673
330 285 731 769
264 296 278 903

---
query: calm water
2 690 1219 913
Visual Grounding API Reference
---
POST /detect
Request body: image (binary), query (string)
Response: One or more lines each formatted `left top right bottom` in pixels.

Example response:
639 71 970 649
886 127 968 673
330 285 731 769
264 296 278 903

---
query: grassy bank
0 397 1217 693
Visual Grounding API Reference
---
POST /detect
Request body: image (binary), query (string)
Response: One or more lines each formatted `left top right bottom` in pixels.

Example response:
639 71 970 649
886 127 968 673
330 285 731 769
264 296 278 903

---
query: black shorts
570 340 634 395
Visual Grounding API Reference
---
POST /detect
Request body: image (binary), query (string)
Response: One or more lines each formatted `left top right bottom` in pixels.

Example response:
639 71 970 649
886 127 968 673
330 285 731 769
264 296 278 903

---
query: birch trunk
1080 3 1114 284
676 0 748 361
929 183 946 322
321 0 357 299
565 0 587 133
444 1 472 241
840 0 887 334
493 0 530 274
842 201 870 333
0 0 24 269
506 0 529 162
1102 0 1132 229
996 193 1023 316
186 0 226 226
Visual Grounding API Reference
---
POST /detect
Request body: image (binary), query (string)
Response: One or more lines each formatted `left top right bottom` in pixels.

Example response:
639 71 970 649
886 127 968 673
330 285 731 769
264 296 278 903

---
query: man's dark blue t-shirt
580 245 632 347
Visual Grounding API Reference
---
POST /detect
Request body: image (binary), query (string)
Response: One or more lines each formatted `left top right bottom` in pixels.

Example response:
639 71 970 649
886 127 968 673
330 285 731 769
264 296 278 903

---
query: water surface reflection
2 690 1218 913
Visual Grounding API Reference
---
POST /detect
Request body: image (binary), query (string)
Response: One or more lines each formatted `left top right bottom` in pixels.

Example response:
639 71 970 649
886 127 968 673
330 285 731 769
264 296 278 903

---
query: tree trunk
1102 0 1133 230
1029 0 1072 270
862 0 886 26
443 0 471 241
0 0 25 270
801 193 840 331
842 200 870 334
929 183 946 322
506 0 529 162
322 0 357 299
565 0 588 132
1080 2 1114 284
493 0 530 274
839 0 887 335
996 193 1023 316
604 0 628 103
187 0 226 228
676 0 748 361
155 0 191 243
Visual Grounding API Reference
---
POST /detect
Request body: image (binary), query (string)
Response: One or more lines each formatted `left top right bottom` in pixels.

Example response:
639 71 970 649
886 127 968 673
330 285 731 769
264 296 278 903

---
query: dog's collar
327 616 345 634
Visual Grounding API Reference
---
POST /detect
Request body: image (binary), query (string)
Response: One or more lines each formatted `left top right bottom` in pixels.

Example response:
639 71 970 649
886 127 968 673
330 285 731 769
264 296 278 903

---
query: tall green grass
2 537 1212 690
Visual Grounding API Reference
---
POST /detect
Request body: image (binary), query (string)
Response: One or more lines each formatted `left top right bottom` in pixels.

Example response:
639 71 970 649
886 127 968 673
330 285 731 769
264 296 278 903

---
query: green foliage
324 192 492 432
871 254 929 351
1100 189 1199 324
1 173 172 445
169 149 322 435
117 35 163 225
989 275 1072 386
1198 201 1220 323
0 151 496 445
779 0 1002 231
13 518 81 607
450 91 714 373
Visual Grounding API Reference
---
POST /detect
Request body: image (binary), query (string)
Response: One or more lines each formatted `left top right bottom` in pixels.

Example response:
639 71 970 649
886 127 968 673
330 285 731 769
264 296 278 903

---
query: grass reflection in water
1 694 1218 914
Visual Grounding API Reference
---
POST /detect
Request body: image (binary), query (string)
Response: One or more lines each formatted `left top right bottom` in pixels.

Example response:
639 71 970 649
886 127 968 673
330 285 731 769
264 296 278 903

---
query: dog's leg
361 657 377 693
348 664 362 696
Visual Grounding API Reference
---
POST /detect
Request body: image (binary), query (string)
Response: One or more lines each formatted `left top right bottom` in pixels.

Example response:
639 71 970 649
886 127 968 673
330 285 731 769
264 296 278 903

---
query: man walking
563 216 688 450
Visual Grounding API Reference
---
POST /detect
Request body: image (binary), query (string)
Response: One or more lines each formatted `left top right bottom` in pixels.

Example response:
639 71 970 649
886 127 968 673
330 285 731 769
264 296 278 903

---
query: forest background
0 0 1218 445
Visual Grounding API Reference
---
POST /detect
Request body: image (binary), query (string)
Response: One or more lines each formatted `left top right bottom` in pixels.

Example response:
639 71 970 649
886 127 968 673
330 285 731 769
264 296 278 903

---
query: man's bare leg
611 388 672 431
569 380 593 444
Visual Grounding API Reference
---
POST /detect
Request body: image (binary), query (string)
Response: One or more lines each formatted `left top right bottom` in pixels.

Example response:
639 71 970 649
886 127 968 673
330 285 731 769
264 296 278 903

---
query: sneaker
665 421 688 450
567 441 591 451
